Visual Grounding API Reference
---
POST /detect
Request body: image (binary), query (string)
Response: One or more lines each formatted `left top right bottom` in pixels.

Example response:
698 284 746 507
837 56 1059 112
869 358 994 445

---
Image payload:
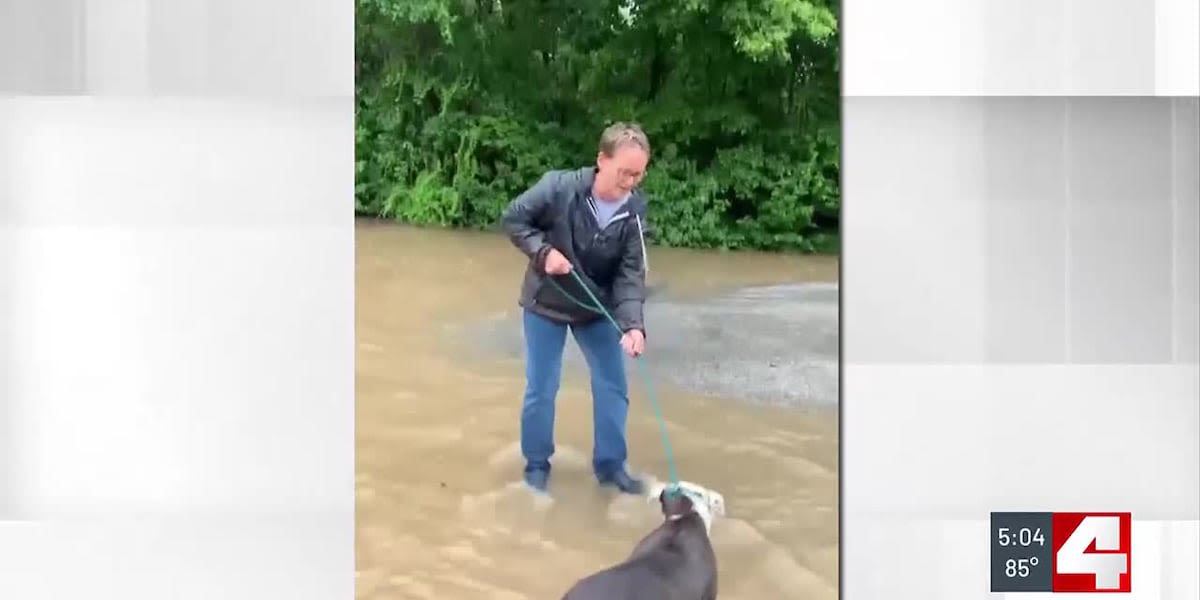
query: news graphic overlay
990 512 1131 593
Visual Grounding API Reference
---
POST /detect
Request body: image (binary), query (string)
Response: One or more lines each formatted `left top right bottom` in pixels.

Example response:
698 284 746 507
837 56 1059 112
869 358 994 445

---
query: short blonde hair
598 122 651 158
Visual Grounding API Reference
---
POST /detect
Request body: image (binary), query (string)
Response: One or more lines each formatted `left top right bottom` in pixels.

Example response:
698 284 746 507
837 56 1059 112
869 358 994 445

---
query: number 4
1056 516 1129 590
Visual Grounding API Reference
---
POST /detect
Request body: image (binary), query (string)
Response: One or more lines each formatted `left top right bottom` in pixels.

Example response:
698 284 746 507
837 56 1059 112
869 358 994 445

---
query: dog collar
666 484 702 505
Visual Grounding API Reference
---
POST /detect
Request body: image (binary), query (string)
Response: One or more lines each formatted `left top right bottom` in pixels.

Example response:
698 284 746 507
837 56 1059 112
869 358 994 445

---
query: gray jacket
500 166 650 333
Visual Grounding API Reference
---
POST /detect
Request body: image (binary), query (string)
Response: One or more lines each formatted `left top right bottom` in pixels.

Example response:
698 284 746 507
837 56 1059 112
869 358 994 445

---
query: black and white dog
562 481 726 600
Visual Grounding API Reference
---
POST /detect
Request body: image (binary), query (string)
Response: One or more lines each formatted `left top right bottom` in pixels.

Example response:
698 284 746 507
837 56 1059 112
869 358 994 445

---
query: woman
499 122 653 495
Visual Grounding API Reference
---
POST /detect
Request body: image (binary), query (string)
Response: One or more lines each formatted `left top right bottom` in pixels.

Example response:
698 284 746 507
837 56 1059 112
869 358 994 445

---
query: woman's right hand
544 248 573 275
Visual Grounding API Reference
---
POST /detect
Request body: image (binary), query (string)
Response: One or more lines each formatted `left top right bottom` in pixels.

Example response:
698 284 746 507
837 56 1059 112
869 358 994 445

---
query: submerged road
461 282 839 410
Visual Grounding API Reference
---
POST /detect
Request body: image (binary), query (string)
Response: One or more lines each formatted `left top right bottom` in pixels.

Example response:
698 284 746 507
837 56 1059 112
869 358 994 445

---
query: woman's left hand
620 329 645 357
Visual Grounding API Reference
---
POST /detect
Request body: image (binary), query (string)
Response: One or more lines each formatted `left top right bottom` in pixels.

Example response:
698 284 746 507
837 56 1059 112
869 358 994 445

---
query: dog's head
647 480 726 534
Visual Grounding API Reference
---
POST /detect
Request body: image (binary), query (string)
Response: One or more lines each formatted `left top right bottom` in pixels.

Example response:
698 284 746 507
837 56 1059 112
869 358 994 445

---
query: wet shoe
597 469 645 495
524 468 550 493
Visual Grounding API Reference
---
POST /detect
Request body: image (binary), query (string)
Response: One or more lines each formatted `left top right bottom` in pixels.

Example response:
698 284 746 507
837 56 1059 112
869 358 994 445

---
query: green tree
356 0 840 252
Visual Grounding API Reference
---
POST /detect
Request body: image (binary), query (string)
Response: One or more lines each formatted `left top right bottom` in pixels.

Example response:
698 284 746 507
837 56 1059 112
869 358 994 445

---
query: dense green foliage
356 0 840 252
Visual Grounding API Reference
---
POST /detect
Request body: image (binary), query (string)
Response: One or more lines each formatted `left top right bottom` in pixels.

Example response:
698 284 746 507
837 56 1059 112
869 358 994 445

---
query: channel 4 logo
990 511 1132 593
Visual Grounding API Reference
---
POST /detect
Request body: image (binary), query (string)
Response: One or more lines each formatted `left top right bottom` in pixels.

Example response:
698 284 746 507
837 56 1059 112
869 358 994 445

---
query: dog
562 481 725 600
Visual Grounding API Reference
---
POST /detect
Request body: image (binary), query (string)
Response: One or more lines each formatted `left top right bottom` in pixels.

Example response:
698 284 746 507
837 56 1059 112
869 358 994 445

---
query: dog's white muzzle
647 480 726 534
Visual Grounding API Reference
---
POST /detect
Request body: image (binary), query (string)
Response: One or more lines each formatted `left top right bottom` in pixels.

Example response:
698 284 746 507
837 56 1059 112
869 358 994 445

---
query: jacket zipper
580 196 643 273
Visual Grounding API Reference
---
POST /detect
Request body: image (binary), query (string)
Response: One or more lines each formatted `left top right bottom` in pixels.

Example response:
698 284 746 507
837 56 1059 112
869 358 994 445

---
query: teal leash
545 269 681 490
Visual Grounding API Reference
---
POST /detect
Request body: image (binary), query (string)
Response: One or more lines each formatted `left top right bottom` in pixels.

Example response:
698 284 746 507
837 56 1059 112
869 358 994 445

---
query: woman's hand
543 248 573 275
620 329 645 357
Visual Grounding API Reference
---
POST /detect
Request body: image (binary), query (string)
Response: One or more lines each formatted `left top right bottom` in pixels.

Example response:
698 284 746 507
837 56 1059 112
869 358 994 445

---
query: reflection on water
356 220 839 599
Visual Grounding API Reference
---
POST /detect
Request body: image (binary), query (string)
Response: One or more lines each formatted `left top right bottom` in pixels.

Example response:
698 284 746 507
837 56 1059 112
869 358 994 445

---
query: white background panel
0 98 348 227
843 366 1199 518
0 0 350 96
0 0 354 595
842 96 1199 595
0 99 354 597
844 0 1200 96
0 519 349 599
1155 0 1200 96
4 227 352 518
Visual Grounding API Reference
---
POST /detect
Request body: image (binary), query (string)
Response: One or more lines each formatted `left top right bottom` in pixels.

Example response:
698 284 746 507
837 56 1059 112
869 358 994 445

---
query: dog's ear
646 482 667 505
708 491 726 518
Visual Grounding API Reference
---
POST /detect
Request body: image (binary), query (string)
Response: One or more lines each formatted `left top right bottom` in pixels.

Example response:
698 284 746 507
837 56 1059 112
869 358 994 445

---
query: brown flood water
355 219 839 599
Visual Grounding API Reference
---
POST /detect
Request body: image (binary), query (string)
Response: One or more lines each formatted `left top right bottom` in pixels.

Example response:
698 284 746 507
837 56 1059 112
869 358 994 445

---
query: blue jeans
520 308 629 477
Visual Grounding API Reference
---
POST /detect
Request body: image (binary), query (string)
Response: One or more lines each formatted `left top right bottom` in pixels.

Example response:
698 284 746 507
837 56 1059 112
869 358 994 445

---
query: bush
355 0 840 253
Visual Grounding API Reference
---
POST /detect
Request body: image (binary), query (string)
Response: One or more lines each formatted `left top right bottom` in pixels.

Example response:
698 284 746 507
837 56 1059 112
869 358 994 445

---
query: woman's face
595 146 649 201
